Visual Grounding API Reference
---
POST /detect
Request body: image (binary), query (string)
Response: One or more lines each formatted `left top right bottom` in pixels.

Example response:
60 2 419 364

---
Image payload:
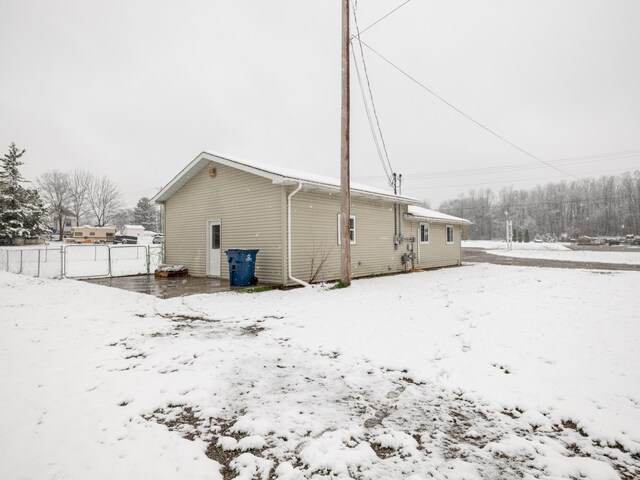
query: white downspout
417 223 421 264
288 183 310 287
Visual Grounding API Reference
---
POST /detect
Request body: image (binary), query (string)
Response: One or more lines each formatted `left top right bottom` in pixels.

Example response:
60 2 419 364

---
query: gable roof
152 151 421 205
405 205 471 225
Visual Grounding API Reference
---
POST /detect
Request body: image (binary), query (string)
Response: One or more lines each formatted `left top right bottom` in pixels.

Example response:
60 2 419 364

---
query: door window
211 224 220 249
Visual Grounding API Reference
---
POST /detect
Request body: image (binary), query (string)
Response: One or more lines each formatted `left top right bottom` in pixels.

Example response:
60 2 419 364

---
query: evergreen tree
132 197 157 232
512 226 517 242
517 228 523 242
0 143 48 240
524 229 530 243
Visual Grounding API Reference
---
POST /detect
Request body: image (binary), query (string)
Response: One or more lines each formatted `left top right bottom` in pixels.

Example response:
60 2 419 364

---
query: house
50 213 77 240
152 151 470 286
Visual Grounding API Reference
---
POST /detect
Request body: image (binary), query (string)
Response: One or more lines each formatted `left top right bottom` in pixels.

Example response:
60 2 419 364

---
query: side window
337 214 356 245
419 223 429 243
446 225 454 244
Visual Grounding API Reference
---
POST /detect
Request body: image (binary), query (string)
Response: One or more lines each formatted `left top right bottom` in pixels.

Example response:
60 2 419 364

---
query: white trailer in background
69 226 116 244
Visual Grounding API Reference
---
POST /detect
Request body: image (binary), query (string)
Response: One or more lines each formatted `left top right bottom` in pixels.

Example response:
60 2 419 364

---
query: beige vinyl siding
289 189 409 284
409 221 462 269
164 163 284 283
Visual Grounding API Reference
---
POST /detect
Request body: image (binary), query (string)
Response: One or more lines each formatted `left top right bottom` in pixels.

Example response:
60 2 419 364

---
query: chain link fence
0 244 163 279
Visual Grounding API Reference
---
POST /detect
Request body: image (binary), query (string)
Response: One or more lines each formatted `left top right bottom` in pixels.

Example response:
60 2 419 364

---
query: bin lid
224 249 260 261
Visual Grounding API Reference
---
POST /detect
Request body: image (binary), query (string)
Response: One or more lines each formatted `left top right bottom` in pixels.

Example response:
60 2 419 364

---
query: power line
123 186 162 195
403 166 638 191
351 3 394 184
354 0 412 37
353 148 640 181
359 40 584 182
352 47 392 182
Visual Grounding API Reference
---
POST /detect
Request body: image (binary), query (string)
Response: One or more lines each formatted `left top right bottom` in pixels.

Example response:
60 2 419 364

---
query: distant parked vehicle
152 234 163 244
69 226 116 243
577 235 592 245
605 238 621 246
113 234 138 245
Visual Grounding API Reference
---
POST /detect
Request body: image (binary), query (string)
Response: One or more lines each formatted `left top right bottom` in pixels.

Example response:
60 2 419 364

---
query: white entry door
206 219 221 276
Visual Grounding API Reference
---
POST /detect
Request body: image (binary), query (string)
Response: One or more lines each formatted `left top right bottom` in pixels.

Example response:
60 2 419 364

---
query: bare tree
87 176 123 226
439 170 640 239
111 208 133 233
68 169 92 226
37 170 70 240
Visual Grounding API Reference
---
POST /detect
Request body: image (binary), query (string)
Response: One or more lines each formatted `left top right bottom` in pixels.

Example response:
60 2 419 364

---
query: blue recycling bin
225 249 260 287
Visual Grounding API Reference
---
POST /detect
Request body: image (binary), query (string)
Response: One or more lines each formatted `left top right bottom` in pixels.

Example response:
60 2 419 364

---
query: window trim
419 222 430 244
337 214 356 245
446 225 454 244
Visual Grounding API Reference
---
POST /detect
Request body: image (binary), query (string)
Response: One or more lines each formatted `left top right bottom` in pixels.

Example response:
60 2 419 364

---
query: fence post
37 249 41 277
61 246 65 278
107 246 112 277
146 246 150 275
19 250 23 274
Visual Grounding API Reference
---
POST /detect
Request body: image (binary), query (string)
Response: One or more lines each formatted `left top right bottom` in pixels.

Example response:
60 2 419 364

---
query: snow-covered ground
463 240 640 265
1 265 639 480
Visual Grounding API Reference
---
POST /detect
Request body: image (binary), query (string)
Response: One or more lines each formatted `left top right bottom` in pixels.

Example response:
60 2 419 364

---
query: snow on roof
152 151 421 205
406 205 471 224
124 225 145 229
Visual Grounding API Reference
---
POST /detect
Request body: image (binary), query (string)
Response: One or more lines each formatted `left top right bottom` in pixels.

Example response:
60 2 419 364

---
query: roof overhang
404 212 471 225
152 151 421 205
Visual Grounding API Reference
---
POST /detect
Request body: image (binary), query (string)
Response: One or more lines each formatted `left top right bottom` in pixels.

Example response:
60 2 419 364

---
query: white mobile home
69 226 116 243
152 152 470 286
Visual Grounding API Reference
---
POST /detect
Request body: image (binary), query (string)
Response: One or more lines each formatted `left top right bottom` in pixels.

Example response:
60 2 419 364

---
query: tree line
438 170 640 240
0 143 159 242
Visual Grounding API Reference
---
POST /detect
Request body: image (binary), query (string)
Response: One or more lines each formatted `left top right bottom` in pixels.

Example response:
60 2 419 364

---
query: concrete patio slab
82 275 251 299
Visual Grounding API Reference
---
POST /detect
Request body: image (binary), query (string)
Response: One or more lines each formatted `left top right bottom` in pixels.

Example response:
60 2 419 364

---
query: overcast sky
1 0 639 208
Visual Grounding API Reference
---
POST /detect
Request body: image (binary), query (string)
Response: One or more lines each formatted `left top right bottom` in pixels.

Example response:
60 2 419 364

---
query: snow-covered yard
463 240 640 265
1 264 639 480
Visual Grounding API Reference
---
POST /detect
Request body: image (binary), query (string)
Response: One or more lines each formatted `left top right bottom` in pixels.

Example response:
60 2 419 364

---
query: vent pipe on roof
287 183 310 288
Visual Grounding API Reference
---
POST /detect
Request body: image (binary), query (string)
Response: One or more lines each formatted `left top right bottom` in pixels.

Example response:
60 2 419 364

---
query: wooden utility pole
340 0 351 286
